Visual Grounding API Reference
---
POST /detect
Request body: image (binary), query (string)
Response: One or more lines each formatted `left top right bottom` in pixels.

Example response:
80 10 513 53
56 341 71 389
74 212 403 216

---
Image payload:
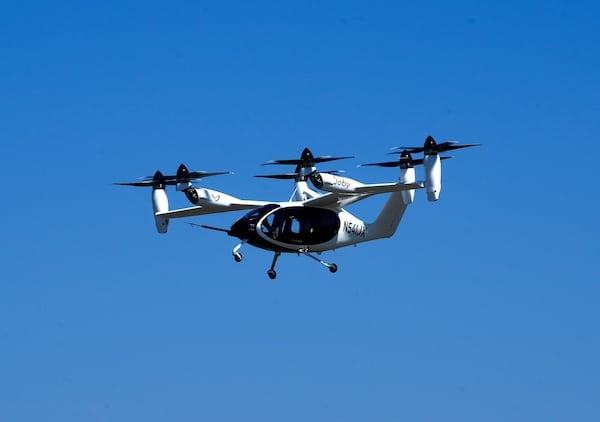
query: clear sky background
1 1 599 421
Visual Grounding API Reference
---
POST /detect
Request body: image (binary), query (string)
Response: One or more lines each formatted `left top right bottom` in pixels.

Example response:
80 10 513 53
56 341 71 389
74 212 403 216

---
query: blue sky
1 1 599 420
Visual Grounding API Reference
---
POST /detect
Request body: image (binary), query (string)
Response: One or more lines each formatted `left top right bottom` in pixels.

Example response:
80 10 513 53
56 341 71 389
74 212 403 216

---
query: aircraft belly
254 229 337 253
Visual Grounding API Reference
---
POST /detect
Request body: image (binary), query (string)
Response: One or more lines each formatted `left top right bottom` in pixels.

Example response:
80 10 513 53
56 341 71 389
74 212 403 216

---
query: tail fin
367 191 410 239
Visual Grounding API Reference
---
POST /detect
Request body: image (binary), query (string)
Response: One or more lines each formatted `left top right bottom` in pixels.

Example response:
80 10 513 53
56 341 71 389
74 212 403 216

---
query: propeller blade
435 142 481 152
141 171 231 181
114 171 166 189
361 156 452 168
390 147 424 154
392 136 480 154
264 156 352 165
189 171 231 178
263 147 352 167
256 168 344 181
314 156 354 164
113 180 155 187
263 159 303 166
360 161 404 168
255 173 299 180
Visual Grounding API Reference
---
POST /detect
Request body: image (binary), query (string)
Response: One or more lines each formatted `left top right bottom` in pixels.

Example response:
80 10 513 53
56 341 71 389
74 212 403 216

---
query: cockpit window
261 212 276 234
246 203 280 219
290 218 300 234
261 206 340 245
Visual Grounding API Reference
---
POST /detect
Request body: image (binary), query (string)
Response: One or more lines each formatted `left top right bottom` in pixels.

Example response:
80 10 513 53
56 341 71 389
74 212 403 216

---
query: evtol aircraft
115 136 478 279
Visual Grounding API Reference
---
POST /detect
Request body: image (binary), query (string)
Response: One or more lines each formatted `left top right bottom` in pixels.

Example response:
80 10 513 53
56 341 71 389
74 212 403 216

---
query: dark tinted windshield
261 206 340 245
245 203 280 220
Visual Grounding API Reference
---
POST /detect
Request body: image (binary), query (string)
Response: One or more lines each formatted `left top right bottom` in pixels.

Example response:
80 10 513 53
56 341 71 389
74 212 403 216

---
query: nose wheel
232 242 244 262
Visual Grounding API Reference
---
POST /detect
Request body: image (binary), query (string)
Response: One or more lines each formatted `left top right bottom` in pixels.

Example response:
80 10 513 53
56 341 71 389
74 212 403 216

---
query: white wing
353 181 424 194
303 182 424 209
156 199 271 219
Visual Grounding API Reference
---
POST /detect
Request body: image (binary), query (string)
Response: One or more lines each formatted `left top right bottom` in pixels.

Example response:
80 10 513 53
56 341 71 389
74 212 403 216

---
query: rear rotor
393 135 480 155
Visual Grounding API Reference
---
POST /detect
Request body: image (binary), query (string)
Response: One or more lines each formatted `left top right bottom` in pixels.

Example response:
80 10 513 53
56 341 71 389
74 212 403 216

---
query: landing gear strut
301 249 338 273
232 242 244 262
267 252 281 279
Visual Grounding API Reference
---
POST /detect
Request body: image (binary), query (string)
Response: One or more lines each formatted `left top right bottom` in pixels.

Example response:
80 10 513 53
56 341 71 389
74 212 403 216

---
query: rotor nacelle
394 135 479 202
423 153 441 201
310 172 363 193
151 172 169 233
399 166 416 204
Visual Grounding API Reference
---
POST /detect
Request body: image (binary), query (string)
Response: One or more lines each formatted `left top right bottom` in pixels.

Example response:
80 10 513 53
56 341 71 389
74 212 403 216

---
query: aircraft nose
230 220 243 238
230 218 255 239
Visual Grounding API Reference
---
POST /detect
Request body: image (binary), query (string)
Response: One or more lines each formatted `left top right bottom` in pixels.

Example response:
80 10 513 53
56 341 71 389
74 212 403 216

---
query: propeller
256 168 345 180
258 148 352 181
114 164 230 188
114 170 167 188
254 171 299 180
361 150 452 169
263 147 353 167
141 164 231 185
393 135 480 155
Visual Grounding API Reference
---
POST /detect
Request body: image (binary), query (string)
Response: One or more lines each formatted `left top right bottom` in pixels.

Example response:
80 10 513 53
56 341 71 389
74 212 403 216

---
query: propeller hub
300 148 316 167
399 151 415 169
152 171 166 190
424 136 438 155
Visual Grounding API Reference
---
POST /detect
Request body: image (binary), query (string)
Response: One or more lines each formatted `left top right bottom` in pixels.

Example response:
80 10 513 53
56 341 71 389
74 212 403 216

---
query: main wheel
329 264 338 273
267 269 277 279
234 252 243 262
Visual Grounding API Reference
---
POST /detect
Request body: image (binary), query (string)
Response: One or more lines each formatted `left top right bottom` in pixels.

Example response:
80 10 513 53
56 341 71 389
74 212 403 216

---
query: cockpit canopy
244 203 281 221
232 204 340 248
258 206 340 245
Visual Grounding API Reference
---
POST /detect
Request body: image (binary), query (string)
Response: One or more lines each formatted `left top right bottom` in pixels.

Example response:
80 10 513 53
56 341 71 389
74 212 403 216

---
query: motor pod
399 166 416 204
151 171 169 233
423 153 441 201
189 188 240 207
310 172 362 193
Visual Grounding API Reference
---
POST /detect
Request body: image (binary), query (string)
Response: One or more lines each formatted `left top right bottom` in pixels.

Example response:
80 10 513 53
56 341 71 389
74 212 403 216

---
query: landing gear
301 249 338 274
232 241 244 263
231 245 336 279
267 252 281 279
